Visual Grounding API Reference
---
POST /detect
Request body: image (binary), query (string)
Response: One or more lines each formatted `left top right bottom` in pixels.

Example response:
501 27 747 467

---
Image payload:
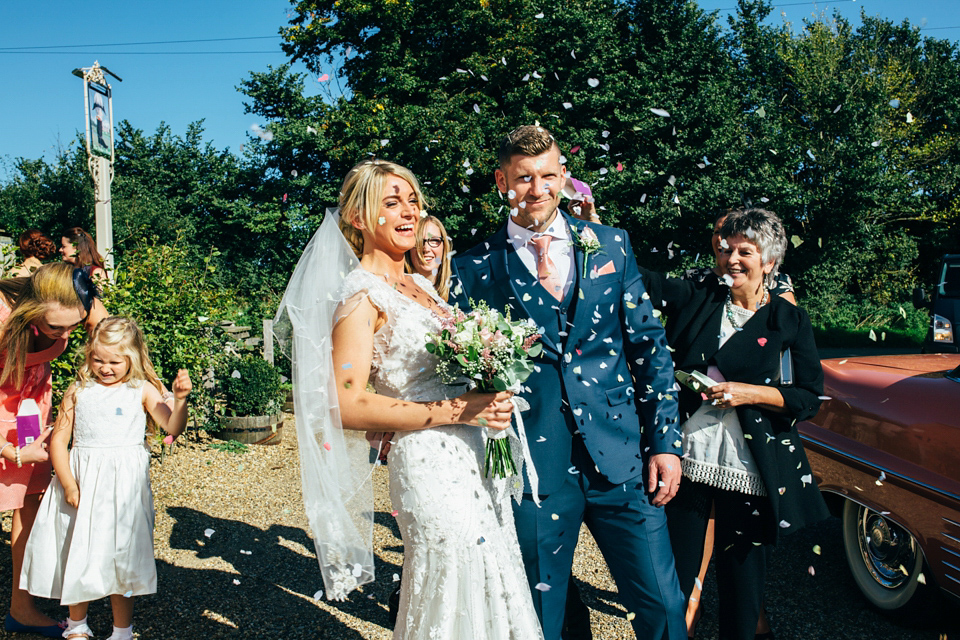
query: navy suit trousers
513 437 687 640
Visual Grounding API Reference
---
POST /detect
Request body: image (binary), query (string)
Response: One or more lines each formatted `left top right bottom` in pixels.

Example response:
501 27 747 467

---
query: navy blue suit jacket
451 213 681 495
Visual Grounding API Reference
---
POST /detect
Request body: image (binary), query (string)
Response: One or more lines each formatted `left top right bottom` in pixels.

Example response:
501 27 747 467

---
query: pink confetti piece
616 162 623 172
163 434 174 445
283 193 288 203
323 442 332 451
391 510 399 517
318 73 329 82
808 566 816 576
757 337 767 346
570 145 581 154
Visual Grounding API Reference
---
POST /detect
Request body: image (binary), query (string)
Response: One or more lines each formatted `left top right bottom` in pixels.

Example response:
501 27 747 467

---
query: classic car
797 353 960 611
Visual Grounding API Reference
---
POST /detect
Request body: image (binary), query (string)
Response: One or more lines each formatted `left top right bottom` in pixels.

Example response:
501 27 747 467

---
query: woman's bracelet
0 441 12 462
15 445 21 468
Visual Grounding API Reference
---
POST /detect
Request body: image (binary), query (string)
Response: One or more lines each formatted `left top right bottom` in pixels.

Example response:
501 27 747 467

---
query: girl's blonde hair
404 215 452 301
76 316 163 395
337 159 428 259
0 262 87 389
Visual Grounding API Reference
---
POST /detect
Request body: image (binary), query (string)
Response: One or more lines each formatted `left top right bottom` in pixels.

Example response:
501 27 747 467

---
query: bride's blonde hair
338 159 428 259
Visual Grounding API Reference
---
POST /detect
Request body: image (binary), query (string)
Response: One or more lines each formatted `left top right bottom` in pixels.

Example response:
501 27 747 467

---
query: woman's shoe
4 613 67 638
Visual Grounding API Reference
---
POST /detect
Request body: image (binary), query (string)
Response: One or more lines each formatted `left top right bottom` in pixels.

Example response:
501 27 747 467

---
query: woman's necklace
725 288 769 331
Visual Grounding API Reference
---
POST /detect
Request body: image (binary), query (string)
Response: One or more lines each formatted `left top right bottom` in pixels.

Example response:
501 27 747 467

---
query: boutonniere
570 226 603 278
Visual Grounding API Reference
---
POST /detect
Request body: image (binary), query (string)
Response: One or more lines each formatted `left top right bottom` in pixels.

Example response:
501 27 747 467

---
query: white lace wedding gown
340 268 542 640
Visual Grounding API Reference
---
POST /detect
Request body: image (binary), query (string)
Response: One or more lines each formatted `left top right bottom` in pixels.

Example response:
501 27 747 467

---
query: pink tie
530 235 564 301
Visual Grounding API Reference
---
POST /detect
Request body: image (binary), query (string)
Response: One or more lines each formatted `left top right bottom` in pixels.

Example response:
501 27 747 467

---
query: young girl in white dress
20 317 192 640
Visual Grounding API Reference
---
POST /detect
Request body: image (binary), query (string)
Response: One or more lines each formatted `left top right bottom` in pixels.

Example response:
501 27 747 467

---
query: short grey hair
719 208 787 288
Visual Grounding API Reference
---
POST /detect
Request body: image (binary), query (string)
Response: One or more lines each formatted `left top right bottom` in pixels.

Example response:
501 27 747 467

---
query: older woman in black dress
640 208 828 640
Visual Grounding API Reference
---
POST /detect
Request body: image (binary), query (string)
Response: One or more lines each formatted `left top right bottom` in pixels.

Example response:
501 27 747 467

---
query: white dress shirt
506 215 574 300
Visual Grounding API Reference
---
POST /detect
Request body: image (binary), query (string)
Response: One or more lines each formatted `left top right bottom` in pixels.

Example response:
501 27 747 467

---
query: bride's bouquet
425 301 542 478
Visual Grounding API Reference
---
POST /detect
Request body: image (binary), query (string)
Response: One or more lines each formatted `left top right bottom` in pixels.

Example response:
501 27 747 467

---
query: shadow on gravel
156 506 374 638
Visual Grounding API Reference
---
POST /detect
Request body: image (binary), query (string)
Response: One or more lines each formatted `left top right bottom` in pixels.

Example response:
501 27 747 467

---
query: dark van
915 254 960 353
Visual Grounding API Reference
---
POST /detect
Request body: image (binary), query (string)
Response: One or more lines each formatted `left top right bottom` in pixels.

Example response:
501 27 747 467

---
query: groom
451 125 687 640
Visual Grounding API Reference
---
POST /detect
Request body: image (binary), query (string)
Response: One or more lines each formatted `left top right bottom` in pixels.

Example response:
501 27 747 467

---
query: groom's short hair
498 125 558 168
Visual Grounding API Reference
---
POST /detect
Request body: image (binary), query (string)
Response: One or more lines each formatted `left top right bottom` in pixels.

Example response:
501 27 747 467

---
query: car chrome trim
943 546 960 560
944 517 960 528
799 435 960 502
943 532 960 545
946 574 960 586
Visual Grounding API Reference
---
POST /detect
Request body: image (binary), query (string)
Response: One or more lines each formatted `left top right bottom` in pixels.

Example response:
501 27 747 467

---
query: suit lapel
491 224 562 355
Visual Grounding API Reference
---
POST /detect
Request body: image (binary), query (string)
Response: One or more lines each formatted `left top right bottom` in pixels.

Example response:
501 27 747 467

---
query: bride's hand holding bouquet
426 301 542 478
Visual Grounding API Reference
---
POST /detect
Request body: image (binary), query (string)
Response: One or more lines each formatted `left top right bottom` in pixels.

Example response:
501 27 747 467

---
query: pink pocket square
594 260 616 276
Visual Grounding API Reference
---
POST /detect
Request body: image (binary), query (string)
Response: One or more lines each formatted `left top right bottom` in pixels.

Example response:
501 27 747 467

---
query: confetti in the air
650 108 670 118
587 78 600 88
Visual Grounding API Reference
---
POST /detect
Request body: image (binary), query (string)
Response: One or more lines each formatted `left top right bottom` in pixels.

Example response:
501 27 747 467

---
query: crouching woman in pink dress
0 263 106 636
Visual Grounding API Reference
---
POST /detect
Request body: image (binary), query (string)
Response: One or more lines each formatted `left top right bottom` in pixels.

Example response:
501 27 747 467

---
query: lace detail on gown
338 269 542 640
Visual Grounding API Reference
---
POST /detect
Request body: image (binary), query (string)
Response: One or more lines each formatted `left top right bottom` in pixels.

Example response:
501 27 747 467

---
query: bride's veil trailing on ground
273 208 376 600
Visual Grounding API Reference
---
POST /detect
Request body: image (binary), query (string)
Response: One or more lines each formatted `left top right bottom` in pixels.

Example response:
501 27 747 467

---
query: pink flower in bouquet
480 328 494 347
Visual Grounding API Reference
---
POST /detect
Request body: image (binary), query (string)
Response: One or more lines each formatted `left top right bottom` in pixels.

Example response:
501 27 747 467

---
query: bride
276 159 543 639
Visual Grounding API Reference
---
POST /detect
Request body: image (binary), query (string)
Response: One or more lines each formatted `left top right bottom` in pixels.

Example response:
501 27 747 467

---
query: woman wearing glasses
405 215 452 301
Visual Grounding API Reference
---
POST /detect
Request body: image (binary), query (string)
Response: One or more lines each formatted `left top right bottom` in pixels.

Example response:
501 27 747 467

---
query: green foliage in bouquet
425 300 542 393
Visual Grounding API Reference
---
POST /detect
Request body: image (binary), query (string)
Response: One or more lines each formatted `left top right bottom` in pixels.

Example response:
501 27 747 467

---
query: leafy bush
214 355 286 417
101 235 233 427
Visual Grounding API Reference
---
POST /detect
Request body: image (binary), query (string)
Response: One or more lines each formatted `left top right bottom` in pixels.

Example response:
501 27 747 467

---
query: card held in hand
675 369 721 393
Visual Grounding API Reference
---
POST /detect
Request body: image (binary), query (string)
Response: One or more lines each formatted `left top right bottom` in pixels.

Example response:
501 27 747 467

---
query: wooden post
263 318 274 365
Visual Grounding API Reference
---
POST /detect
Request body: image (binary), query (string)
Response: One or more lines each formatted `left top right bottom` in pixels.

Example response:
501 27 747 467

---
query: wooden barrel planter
215 413 284 445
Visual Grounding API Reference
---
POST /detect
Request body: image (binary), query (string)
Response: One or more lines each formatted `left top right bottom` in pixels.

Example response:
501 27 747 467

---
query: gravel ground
1 417 955 639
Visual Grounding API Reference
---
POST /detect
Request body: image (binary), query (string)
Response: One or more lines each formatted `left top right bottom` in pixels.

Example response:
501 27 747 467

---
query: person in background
59 228 107 283
10 231 58 278
0 263 107 637
682 210 798 638
640 208 828 640
404 214 452 301
687 211 796 305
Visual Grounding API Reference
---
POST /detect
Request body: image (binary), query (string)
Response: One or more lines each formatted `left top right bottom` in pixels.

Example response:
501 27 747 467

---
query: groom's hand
647 453 682 507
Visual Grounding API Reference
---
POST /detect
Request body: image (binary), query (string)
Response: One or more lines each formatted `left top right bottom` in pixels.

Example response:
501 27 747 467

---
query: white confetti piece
123 590 134 598
650 108 670 118
779 520 790 528
535 12 544 18
587 78 600 88
233 579 241 585
535 582 551 591
313 590 324 600
204 528 215 538
473 104 481 114
889 99 900 108
808 566 816 576
563 102 573 109
231 370 241 379
806 149 816 161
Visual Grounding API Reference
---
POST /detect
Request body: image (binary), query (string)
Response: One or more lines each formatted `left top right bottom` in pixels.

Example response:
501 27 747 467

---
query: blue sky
1 0 957 180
